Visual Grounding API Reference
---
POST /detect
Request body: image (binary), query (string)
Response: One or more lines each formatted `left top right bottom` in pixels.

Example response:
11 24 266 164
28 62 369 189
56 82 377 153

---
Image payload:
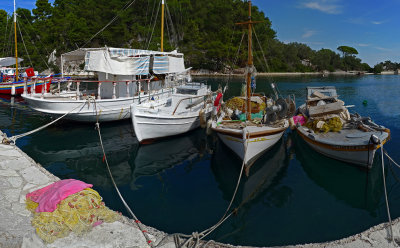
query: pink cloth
26 179 93 213
293 115 306 126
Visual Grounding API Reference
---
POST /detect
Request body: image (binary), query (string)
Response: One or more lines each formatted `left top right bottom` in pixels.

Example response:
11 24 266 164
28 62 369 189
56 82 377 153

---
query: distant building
301 59 312 67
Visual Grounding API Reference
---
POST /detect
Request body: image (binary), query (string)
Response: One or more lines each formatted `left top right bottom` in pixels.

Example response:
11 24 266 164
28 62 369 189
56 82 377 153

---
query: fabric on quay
26 179 93 212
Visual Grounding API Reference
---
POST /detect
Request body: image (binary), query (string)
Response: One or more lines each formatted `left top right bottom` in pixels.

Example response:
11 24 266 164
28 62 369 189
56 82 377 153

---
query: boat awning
0 57 23 67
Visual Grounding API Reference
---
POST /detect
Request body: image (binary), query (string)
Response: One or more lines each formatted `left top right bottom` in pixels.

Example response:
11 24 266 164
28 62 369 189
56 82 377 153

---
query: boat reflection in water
210 137 290 241
292 132 384 215
25 121 208 190
130 129 207 189
24 121 137 187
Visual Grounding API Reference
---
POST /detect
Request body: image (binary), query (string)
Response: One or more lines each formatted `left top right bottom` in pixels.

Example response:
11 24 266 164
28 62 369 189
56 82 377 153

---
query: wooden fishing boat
210 0 294 174
294 86 390 168
0 1 51 96
131 82 212 143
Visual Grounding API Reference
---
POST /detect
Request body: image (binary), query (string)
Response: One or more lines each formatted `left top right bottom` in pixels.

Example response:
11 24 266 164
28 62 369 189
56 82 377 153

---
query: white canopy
0 57 23 67
62 47 187 76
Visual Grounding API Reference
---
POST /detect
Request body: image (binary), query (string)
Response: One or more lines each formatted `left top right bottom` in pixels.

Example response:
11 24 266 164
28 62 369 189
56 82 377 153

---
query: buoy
199 109 207 128
362 100 368 106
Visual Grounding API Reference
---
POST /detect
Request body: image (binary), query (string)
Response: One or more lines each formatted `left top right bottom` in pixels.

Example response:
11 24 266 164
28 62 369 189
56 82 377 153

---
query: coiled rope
2 101 87 144
90 98 154 247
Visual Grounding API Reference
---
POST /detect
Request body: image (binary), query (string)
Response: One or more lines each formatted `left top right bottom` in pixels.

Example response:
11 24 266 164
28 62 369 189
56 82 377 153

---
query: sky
253 0 400 66
1 0 400 66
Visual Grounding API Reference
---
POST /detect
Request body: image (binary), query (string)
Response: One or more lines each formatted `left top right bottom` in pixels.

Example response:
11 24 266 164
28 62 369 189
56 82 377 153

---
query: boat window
176 88 198 95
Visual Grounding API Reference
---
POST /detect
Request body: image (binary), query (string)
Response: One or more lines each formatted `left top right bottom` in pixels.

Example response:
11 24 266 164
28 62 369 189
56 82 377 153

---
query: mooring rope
155 128 250 248
380 144 395 243
3 101 86 144
90 98 154 247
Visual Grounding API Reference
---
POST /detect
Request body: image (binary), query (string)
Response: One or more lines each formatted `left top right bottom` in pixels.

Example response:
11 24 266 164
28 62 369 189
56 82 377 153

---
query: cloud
357 43 370 47
371 21 385 25
302 30 317 38
300 0 343 14
375 47 391 51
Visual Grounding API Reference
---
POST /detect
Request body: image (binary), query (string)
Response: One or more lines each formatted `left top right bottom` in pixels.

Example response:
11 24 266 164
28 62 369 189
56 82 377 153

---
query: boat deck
298 126 389 146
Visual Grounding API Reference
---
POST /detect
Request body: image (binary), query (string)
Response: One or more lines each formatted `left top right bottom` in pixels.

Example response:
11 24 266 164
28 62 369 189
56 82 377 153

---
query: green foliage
0 0 381 73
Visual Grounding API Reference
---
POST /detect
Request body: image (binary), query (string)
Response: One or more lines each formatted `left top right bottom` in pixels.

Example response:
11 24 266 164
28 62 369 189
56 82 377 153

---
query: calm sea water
1 75 400 247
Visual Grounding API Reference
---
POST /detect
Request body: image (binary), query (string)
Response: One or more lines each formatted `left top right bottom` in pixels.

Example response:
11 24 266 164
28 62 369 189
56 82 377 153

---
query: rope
2 12 9 56
16 20 33 67
18 21 51 70
384 151 400 169
380 144 394 243
4 101 87 144
81 0 137 48
157 129 250 248
91 99 154 247
146 0 161 50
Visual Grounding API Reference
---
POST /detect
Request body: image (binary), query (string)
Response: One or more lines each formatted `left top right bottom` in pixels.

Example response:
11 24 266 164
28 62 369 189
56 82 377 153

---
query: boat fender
206 119 213 135
199 109 207 128
370 134 380 145
289 117 295 130
11 85 15 96
213 92 223 115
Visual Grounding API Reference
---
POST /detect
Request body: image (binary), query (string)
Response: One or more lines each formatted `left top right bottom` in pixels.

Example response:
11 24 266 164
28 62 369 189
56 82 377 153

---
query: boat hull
23 95 136 122
132 106 206 143
0 80 51 95
296 127 389 168
212 121 288 171
22 89 173 122
216 130 285 166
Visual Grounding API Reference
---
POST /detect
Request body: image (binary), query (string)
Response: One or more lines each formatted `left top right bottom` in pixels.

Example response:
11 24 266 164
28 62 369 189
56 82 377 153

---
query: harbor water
1 75 399 247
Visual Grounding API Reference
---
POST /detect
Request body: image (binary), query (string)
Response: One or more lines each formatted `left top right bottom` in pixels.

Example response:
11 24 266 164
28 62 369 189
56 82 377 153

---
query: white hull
304 138 375 168
213 121 288 167
22 91 171 122
132 108 203 142
295 127 387 168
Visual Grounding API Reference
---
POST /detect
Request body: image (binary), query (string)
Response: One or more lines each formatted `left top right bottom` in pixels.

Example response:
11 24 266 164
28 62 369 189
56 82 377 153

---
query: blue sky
253 0 400 66
2 0 399 66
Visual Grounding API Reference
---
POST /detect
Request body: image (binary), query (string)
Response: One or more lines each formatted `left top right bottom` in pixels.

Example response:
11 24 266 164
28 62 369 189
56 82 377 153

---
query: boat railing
25 78 175 101
172 94 212 115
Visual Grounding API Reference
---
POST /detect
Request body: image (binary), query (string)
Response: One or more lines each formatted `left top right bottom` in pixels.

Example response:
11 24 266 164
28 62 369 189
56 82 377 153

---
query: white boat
294 86 390 168
131 82 212 143
22 47 190 122
210 1 293 174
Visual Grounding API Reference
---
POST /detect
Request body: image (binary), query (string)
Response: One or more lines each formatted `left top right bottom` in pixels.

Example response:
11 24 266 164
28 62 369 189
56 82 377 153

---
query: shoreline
191 71 400 77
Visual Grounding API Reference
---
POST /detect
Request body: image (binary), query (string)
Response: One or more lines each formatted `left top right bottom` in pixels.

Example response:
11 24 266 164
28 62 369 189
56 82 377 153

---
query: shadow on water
291 132 384 216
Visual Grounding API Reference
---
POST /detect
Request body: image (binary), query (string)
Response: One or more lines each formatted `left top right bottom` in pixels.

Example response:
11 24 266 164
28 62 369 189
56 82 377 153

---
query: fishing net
305 117 343 133
26 188 121 243
226 97 266 113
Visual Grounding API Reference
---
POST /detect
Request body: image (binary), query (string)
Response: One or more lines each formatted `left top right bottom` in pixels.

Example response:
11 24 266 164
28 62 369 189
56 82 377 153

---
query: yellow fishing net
226 97 266 113
26 188 121 243
305 117 343 133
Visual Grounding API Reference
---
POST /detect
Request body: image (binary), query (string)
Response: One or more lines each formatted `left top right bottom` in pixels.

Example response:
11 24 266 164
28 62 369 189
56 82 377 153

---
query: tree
337 46 358 57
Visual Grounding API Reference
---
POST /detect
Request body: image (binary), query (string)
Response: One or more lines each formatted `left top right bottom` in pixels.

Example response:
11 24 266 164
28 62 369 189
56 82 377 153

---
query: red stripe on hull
0 81 51 95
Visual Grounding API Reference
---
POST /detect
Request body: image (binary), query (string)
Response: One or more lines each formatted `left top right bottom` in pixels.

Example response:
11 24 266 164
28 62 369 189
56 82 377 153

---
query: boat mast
246 0 252 121
13 0 19 81
161 0 165 52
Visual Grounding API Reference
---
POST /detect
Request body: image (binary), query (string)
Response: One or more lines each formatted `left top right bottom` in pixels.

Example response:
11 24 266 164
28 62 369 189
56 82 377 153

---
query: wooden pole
161 0 165 52
246 0 253 121
13 0 19 82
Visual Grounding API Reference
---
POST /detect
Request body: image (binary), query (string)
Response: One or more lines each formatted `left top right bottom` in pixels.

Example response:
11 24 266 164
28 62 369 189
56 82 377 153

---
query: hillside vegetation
0 0 385 73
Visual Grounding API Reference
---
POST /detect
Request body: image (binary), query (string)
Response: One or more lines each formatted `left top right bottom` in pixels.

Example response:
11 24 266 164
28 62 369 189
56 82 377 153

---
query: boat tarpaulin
0 57 23 67
84 50 150 75
83 47 186 76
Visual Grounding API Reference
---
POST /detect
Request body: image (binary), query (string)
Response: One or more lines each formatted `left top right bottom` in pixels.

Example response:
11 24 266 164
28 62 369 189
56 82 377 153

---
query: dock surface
0 131 399 248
